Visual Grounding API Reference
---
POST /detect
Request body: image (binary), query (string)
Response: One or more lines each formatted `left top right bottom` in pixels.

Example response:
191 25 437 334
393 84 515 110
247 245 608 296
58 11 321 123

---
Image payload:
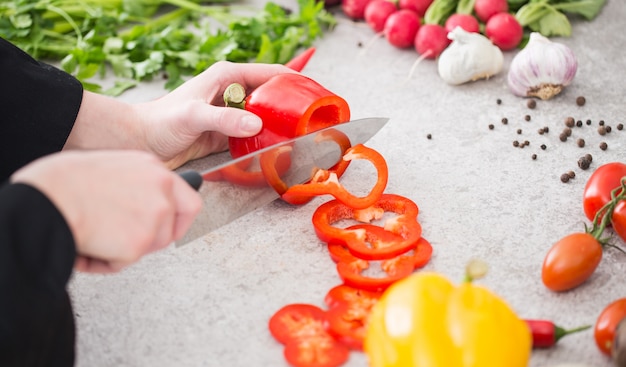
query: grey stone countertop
69 1 626 366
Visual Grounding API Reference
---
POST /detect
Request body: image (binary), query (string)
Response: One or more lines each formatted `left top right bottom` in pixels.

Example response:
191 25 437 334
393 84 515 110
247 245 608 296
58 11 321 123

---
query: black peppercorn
578 156 591 170
517 129 522 134
525 115 531 121
599 120 605 126
543 127 549 133
564 127 572 137
427 133 432 139
606 126 612 133
577 138 585 147
541 144 547 150
586 120 592 126
561 173 570 183
527 99 536 109
600 142 608 150
489 124 494 130
531 154 537 160
538 128 545 134
565 117 575 127
502 117 508 125
497 99 502 105
618 123 624 130
513 140 520 147
576 96 586 106
585 153 592 162
568 171 575 179
576 120 583 127
559 133 568 142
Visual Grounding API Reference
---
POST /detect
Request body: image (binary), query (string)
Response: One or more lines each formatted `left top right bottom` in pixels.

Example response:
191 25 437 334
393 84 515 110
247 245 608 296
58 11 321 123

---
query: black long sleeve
0 37 83 182
0 183 76 367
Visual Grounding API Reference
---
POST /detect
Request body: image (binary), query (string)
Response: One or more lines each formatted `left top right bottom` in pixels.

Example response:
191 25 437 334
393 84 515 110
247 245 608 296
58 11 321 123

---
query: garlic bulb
438 27 504 85
507 32 578 100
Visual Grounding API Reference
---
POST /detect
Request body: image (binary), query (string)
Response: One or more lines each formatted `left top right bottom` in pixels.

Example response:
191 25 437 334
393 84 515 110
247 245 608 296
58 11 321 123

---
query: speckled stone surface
69 1 626 366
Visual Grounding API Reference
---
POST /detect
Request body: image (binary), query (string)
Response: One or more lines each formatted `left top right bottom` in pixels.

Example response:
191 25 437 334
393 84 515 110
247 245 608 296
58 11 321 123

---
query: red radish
364 0 397 33
384 9 421 49
444 13 480 33
485 12 523 51
398 0 434 18
342 0 372 20
414 24 450 59
474 0 508 22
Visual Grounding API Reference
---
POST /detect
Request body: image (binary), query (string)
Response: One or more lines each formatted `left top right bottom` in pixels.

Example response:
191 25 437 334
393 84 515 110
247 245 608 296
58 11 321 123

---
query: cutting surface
69 1 626 366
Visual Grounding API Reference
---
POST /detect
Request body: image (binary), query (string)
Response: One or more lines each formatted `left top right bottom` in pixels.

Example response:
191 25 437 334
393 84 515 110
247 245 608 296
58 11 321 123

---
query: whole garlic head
438 27 504 85
507 32 578 100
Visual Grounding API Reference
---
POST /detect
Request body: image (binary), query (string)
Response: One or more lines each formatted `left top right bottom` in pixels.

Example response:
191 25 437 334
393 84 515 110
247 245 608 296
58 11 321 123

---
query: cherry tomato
541 232 603 292
583 162 626 222
594 298 626 356
269 304 350 367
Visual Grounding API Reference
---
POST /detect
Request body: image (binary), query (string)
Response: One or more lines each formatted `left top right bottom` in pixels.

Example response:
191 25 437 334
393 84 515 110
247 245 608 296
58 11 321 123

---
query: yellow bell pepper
364 268 531 367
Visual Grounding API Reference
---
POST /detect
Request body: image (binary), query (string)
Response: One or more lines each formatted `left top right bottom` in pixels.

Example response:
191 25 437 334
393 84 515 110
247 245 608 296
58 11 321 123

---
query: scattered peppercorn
427 133 432 139
524 115 531 121
606 126 612 133
598 126 607 135
489 124 494 130
568 171 575 179
532 154 537 160
599 120 605 126
538 128 545 135
618 123 624 130
541 144 547 150
563 127 572 137
527 99 536 109
502 117 508 125
576 120 583 127
586 120 592 126
578 156 591 170
497 98 502 105
600 142 608 150
524 140 530 146
576 96 586 106
565 117 575 127
561 173 570 183
577 138 585 147
517 129 522 134
559 133 568 142
513 141 520 147
543 127 549 133
585 153 592 162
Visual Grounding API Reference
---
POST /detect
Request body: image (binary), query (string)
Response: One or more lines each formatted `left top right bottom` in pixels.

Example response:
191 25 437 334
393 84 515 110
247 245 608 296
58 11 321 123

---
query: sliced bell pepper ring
330 236 434 292
228 73 351 158
281 144 388 210
259 129 353 205
213 152 292 187
324 284 383 309
312 194 422 260
269 303 350 367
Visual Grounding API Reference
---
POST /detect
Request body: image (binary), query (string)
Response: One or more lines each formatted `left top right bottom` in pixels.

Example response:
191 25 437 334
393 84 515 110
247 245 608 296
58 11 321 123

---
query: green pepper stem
587 177 626 251
554 324 592 343
223 83 247 109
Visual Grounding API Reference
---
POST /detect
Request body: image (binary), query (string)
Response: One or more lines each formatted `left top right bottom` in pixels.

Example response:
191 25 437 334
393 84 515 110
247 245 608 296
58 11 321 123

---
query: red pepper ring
329 236 433 292
259 129 353 205
281 144 388 210
312 194 422 260
217 151 292 187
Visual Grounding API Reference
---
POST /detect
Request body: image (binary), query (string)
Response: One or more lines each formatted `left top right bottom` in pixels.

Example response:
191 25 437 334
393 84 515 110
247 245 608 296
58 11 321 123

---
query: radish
414 24 450 59
397 0 434 18
474 0 508 22
341 0 372 20
485 12 523 51
444 13 480 33
364 0 397 33
384 9 421 49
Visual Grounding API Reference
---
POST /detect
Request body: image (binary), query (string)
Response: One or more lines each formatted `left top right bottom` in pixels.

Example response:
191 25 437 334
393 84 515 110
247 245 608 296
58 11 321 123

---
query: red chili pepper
285 47 316 72
228 73 351 158
525 319 591 348
312 194 423 260
280 144 388 209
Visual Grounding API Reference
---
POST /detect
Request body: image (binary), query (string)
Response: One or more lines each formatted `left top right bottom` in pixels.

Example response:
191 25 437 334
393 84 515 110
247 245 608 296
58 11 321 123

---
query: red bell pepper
228 73 351 158
525 319 591 348
203 151 291 188
330 235 433 292
285 47 316 72
259 128 353 205
281 144 388 209
312 194 423 260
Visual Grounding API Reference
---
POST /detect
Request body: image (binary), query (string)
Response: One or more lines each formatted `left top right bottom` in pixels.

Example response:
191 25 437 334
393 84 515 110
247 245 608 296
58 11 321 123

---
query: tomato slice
269 304 350 367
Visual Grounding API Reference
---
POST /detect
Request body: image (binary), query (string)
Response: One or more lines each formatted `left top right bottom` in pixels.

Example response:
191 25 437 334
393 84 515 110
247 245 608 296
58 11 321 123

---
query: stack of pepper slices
224 49 433 367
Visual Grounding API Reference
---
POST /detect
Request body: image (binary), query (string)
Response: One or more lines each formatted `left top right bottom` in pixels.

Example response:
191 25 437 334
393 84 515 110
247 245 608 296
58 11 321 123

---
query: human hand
134 62 295 169
11 150 202 273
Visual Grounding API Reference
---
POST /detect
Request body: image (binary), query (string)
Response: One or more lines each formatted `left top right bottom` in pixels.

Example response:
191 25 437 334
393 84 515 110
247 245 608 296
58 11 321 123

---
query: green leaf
424 0 459 25
103 80 138 96
553 0 607 20
516 2 552 27
456 0 475 14
530 7 571 36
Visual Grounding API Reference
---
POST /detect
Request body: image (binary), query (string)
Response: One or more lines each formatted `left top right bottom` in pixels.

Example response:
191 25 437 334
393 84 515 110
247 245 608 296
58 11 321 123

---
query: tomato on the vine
595 298 626 356
612 200 626 243
541 233 603 292
583 162 626 222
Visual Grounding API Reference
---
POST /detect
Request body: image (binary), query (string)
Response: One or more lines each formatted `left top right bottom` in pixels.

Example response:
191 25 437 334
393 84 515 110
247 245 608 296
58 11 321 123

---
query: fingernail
240 115 262 134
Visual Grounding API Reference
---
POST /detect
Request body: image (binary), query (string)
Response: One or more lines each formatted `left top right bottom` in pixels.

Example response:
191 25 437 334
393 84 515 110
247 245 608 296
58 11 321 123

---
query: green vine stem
587 176 626 254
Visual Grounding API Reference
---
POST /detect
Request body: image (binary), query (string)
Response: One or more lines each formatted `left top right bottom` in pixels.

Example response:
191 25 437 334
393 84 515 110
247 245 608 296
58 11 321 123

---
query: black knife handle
178 170 203 191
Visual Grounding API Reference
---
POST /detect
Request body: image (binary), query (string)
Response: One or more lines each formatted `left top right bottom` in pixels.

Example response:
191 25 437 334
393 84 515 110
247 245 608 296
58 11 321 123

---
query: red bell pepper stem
281 144 388 209
285 47 316 71
525 319 591 348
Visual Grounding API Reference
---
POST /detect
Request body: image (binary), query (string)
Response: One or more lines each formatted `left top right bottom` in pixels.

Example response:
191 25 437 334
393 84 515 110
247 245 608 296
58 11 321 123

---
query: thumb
189 103 263 138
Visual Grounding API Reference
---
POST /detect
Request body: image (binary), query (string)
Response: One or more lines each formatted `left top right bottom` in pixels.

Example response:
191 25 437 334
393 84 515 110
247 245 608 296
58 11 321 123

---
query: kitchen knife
176 117 389 246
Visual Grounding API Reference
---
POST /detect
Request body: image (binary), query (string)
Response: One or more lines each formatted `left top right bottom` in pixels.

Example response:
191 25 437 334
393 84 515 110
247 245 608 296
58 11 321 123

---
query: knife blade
176 117 389 246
